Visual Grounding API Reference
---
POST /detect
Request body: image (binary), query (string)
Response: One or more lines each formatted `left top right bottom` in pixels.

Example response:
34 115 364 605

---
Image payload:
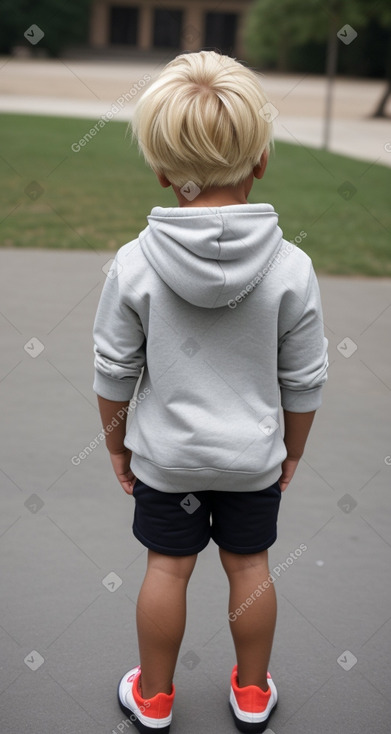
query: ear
156 171 171 188
253 150 268 180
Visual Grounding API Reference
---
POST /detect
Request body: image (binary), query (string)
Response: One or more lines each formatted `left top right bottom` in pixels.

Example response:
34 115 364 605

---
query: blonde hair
131 50 273 190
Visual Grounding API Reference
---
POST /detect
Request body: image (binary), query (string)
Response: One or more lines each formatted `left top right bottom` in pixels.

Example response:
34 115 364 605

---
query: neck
173 176 253 208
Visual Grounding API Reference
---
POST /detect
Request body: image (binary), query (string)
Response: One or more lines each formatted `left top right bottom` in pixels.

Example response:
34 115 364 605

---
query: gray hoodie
93 204 328 493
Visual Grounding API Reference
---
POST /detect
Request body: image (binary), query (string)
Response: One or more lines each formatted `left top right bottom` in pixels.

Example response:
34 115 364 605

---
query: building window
153 9 183 49
110 6 139 45
204 12 238 56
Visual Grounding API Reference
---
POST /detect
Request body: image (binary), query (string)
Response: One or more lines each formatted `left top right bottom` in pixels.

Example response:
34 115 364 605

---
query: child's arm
279 409 316 491
277 263 328 491
97 396 136 495
93 251 147 495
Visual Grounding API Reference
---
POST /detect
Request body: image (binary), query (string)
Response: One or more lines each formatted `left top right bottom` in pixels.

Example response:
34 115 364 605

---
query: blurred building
89 0 252 57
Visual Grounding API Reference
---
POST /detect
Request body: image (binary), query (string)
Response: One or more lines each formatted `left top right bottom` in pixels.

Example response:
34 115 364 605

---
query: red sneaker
117 665 175 733
229 665 278 733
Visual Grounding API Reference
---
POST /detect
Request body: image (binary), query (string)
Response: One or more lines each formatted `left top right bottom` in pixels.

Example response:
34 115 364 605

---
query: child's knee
147 550 197 580
219 547 269 576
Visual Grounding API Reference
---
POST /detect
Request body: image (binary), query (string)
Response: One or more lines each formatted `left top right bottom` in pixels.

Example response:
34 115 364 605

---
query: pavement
1 56 391 734
1 254 391 734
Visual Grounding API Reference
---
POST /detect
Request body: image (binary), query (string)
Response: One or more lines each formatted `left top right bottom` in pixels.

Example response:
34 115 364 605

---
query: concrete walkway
1 248 391 734
1 56 391 166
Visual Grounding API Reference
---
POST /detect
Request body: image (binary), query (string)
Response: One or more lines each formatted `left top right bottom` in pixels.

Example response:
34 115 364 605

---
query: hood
139 204 284 308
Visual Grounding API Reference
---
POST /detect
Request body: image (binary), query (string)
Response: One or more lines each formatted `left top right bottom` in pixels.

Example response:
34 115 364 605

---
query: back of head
132 50 273 190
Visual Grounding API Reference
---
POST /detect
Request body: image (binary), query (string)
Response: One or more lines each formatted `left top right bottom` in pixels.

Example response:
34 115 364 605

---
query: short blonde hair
132 50 273 190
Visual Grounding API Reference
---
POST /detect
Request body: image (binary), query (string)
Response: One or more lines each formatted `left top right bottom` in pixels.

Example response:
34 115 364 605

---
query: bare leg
220 548 277 692
136 550 197 698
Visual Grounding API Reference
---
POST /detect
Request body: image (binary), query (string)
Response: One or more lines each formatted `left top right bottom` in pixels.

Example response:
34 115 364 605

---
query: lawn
0 113 390 275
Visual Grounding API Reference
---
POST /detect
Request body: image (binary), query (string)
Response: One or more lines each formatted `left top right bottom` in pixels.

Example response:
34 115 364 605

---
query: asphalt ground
1 248 391 734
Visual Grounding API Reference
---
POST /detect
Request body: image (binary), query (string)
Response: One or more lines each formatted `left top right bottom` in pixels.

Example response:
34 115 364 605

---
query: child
93 50 328 734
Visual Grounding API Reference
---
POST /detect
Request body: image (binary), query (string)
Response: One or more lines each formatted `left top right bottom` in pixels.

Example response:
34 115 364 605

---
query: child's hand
279 456 300 492
109 448 137 495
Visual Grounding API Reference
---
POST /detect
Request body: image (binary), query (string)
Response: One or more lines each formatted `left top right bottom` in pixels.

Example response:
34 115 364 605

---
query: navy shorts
132 479 281 556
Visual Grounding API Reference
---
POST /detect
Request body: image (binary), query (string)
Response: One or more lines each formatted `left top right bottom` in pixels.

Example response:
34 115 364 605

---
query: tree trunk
371 80 391 118
372 35 391 118
323 15 339 150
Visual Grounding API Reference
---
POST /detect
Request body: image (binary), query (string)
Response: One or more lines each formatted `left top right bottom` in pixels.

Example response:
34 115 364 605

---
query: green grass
0 114 390 275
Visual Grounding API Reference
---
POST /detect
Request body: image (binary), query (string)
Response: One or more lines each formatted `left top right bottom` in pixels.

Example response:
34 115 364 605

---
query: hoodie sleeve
278 264 328 412
93 259 146 401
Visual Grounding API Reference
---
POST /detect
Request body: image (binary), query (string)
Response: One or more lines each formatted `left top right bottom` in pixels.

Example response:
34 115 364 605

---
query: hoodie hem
130 454 282 493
